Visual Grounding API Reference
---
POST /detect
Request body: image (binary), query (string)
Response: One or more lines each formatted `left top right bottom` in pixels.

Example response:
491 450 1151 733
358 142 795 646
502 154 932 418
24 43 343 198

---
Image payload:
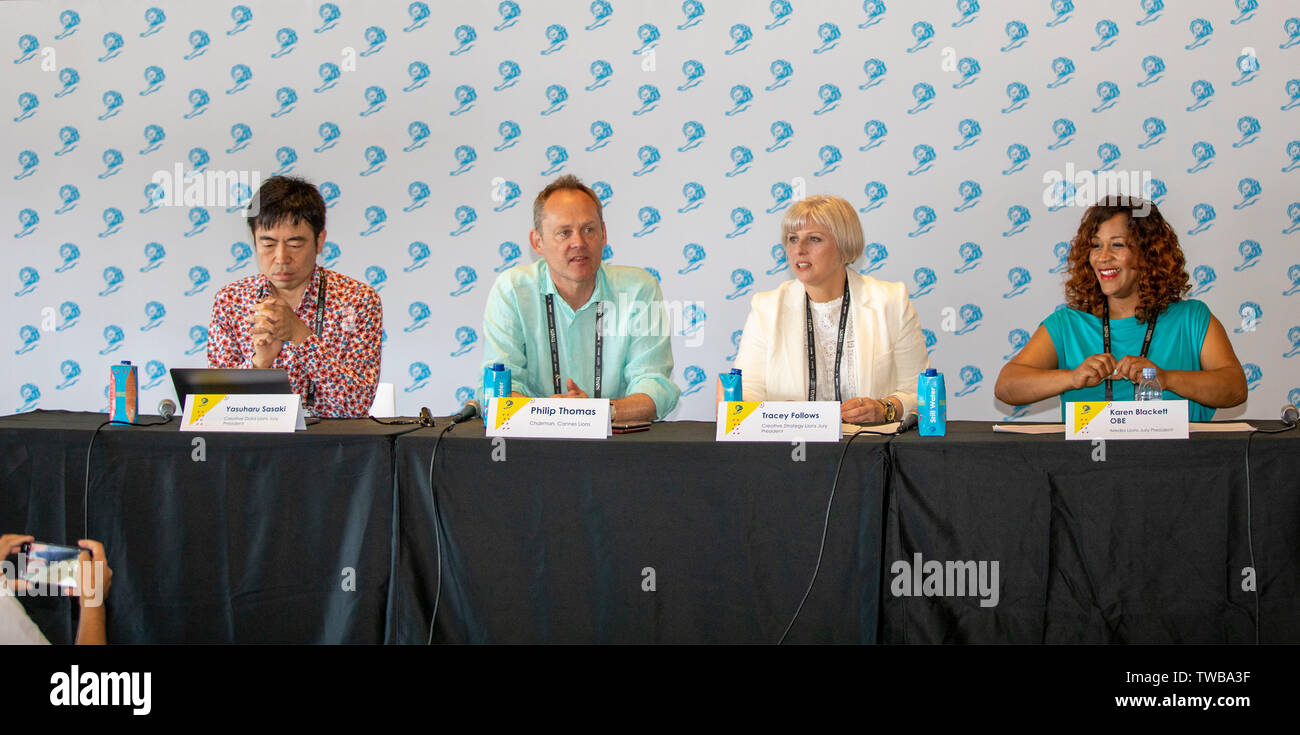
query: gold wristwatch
881 398 897 423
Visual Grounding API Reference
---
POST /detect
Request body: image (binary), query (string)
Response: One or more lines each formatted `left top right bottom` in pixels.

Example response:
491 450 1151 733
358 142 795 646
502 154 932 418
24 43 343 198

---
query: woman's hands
1069 353 1162 390
1069 353 1117 390
1113 355 1162 386
841 396 888 424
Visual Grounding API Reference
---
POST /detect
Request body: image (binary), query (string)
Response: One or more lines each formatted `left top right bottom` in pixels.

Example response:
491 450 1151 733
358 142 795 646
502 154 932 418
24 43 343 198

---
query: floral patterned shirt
207 267 383 417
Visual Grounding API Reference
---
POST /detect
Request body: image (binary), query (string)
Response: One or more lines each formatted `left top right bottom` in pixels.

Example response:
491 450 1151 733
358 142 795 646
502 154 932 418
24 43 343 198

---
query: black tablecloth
3 411 1296 644
883 422 1300 643
394 421 890 643
0 410 413 643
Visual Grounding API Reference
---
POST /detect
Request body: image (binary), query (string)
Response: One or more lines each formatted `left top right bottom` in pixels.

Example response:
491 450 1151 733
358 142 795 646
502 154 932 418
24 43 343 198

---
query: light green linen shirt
481 260 680 419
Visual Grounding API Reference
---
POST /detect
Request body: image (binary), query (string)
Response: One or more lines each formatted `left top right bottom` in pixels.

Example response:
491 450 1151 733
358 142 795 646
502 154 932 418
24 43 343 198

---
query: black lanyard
1101 300 1155 401
805 275 850 401
545 294 603 398
305 271 327 407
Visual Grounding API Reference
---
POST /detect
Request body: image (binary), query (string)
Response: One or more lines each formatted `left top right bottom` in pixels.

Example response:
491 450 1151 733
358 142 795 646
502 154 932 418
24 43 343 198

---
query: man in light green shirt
481 175 680 421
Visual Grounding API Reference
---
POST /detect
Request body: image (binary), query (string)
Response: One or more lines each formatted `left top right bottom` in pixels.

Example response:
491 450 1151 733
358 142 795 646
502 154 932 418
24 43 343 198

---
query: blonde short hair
780 195 865 264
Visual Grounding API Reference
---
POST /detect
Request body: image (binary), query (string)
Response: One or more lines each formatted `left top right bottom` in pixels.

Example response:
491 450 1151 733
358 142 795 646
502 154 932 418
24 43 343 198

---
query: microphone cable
83 413 175 540
423 400 479 644
424 419 457 645
1241 407 1297 644
778 417 916 644
369 415 433 427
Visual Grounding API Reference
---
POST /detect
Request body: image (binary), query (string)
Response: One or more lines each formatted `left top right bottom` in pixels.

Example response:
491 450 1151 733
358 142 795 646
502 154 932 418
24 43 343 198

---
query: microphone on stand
896 412 919 434
157 399 177 421
449 400 480 425
1282 404 1298 427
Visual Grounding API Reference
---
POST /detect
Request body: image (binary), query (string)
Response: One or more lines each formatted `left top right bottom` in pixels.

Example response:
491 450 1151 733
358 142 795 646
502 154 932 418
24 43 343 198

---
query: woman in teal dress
995 198 1247 420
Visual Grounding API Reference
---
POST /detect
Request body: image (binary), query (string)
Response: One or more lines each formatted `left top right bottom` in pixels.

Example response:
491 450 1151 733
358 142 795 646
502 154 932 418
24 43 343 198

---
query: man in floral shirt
207 176 382 418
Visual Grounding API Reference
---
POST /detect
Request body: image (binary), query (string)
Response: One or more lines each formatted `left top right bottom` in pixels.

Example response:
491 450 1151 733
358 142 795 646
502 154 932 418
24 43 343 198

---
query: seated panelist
994 198 1247 419
481 174 680 422
208 176 383 418
734 195 930 424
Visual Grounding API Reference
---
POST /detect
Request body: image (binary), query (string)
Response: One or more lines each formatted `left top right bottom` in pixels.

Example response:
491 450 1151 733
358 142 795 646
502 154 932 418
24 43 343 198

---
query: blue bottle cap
924 367 937 376
120 360 132 365
1141 367 1157 379
729 368 742 376
492 363 505 371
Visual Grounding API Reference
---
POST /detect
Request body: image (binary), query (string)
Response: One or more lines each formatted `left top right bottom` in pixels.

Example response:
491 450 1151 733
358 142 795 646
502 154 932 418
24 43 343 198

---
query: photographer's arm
74 539 112 645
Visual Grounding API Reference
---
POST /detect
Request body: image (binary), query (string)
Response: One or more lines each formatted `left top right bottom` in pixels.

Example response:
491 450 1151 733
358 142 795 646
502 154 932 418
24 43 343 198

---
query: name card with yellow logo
1066 400 1188 440
715 401 841 442
486 396 610 439
180 394 306 433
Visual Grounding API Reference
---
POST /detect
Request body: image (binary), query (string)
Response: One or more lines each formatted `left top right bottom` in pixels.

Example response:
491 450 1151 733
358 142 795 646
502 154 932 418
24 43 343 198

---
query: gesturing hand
553 378 588 399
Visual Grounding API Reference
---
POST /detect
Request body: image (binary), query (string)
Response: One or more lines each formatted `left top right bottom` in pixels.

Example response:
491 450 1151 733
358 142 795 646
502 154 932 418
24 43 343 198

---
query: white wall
4 0 1297 419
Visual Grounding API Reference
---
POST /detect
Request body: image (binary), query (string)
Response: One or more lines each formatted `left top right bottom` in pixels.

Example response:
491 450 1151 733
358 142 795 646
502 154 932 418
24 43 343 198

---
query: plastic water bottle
1134 367 1162 401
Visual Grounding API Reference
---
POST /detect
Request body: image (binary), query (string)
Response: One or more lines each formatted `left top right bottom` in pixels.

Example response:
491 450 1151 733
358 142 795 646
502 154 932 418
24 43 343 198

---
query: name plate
1066 400 1188 440
715 401 841 442
485 397 610 439
180 394 307 433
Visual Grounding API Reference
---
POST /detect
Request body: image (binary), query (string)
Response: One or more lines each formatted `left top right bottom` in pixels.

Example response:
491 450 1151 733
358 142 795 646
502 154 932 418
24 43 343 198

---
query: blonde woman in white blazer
734 195 930 424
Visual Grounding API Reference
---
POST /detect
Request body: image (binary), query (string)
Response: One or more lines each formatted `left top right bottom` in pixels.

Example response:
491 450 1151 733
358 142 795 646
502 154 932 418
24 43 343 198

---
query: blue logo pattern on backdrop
3 1 1295 419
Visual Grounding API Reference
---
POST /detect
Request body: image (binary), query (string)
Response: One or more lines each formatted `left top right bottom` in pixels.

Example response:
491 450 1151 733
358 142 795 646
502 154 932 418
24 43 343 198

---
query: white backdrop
5 0 1298 420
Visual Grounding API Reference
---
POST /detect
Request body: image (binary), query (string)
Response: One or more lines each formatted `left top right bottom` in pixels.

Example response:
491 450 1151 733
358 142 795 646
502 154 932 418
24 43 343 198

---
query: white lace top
807 296 858 401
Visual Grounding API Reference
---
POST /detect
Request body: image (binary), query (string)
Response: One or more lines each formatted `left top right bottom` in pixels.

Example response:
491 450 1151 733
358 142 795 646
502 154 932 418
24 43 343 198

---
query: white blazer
734 269 930 414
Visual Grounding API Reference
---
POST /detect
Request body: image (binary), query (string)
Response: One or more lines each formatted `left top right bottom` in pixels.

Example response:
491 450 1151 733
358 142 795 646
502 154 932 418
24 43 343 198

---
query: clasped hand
248 297 310 367
1071 353 1162 389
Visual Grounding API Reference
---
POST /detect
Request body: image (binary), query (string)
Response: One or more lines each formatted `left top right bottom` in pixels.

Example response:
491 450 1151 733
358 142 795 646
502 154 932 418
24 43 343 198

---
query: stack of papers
991 424 1065 434
991 422 1257 434
842 421 900 435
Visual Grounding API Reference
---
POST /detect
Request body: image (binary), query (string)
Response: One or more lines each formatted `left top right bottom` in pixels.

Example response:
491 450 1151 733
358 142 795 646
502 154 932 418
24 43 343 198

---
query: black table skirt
2 412 1296 644
883 422 1300 643
394 421 889 643
0 411 412 643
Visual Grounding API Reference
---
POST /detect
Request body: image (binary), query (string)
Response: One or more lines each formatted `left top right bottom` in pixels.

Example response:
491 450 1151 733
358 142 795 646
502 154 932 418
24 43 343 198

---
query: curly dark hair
1063 197 1190 324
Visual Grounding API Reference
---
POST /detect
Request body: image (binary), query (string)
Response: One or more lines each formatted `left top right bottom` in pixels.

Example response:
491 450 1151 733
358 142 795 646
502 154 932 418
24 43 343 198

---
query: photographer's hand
0 533 33 557
73 539 111 645
0 534 34 594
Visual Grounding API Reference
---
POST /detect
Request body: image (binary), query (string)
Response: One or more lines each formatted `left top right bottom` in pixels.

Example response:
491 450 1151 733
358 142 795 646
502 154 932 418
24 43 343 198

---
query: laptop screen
169 368 293 409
